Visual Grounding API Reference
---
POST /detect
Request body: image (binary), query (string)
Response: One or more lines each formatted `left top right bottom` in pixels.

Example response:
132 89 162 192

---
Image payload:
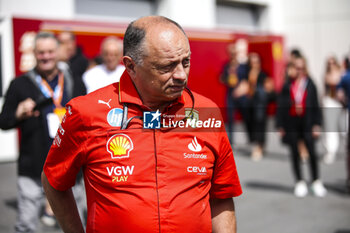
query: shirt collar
118 71 186 108
118 71 143 106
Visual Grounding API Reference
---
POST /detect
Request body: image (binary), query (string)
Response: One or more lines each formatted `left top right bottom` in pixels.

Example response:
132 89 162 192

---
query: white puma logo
98 99 112 108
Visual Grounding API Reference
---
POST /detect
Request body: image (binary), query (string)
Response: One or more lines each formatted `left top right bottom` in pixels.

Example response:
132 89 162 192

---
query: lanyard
35 72 64 108
292 77 308 105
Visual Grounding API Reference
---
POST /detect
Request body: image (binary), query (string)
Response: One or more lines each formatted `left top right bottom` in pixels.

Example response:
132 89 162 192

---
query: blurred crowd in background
220 40 350 199
1 28 350 231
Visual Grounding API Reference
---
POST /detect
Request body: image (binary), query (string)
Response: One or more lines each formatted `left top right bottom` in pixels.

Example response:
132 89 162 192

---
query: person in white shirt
83 36 125 93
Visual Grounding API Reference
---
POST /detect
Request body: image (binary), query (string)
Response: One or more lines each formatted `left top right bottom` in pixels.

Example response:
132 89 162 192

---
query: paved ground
234 133 350 233
0 128 349 233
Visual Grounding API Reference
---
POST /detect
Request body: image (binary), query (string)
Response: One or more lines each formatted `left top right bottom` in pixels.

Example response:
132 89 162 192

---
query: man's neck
131 78 179 112
143 99 172 112
38 68 59 81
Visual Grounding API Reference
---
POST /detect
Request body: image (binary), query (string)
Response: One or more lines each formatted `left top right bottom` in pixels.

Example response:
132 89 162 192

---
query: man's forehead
35 38 58 49
145 25 188 50
146 33 189 59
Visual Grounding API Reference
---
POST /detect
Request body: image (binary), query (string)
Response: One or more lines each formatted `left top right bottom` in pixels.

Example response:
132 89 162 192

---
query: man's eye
159 64 175 73
183 59 190 67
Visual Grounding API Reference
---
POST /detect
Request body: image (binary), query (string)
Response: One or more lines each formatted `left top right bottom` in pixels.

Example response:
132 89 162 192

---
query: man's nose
41 51 53 59
173 64 187 81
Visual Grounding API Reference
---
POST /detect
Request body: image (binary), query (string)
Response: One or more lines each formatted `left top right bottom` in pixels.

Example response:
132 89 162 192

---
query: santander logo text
188 136 202 152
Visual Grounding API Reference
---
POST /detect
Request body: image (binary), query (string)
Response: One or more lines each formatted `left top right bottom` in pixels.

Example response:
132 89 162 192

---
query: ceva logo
188 136 202 152
106 134 133 159
187 166 207 173
187 166 207 176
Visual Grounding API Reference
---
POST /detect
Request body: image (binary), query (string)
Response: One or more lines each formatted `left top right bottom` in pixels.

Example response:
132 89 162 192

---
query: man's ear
123 56 136 77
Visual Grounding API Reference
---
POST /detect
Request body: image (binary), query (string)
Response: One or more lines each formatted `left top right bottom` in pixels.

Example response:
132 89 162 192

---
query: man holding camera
0 31 73 233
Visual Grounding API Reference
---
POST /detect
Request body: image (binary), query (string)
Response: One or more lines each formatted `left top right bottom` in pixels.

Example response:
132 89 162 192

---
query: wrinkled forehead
34 37 59 50
144 25 189 56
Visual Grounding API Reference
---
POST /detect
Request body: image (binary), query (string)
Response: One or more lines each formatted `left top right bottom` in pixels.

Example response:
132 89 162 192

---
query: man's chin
165 90 183 101
37 64 56 72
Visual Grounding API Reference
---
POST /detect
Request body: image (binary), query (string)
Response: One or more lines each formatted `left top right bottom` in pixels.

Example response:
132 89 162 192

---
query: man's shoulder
68 83 120 111
14 72 32 81
10 73 35 88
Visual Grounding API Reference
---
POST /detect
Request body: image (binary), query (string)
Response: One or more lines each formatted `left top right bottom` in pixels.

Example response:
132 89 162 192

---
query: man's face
102 42 122 71
34 37 58 74
295 58 306 78
58 32 76 58
132 26 191 104
227 44 237 62
249 54 261 69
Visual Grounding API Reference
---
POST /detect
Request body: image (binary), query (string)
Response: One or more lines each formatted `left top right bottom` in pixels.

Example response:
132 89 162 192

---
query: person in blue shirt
337 55 350 193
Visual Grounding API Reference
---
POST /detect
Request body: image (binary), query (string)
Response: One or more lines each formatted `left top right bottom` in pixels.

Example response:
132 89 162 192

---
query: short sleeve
43 100 87 191
209 131 242 199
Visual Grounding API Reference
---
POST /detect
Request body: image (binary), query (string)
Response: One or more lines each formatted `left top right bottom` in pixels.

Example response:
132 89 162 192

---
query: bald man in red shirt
42 16 242 233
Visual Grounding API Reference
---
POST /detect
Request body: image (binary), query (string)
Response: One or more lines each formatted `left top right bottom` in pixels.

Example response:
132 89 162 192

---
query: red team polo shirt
44 71 242 233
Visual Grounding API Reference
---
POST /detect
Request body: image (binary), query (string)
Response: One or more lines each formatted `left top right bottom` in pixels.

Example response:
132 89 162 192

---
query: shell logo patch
106 134 133 159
